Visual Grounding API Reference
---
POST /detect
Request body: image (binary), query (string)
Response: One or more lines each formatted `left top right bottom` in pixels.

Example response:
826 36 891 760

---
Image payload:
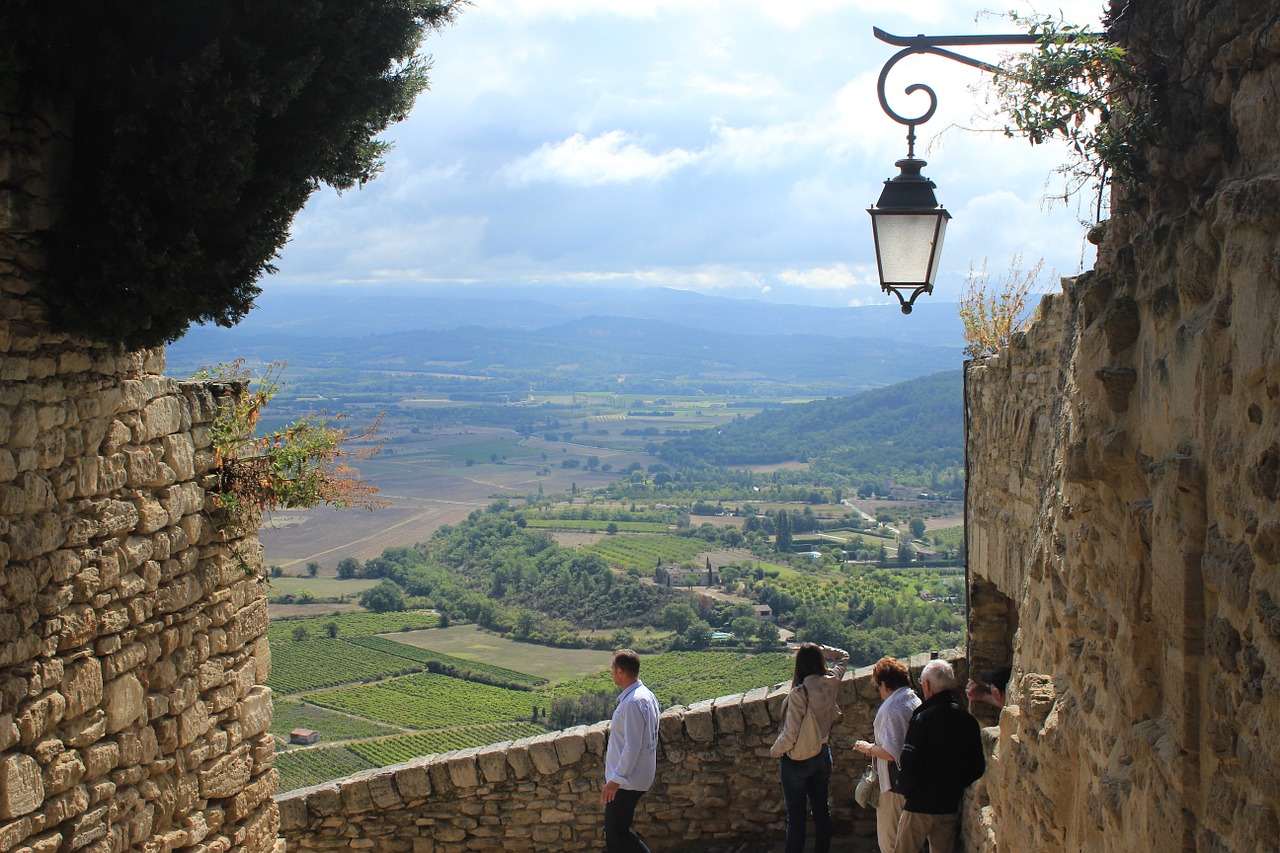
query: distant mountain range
166 285 967 398
172 283 965 342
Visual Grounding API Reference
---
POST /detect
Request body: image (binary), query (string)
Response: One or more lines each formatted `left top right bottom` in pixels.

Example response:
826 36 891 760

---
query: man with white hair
892 659 986 853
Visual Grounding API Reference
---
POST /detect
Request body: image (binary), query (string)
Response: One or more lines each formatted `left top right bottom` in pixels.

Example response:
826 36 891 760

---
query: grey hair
921 659 956 692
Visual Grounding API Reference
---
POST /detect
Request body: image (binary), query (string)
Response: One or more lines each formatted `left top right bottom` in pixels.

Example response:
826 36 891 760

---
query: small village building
654 561 717 588
290 729 321 745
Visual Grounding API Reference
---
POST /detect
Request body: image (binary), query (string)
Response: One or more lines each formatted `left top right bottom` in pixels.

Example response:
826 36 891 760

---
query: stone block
226 768 279 823
0 753 44 819
552 730 587 767
475 745 510 784
200 744 251 800
178 703 213 747
683 704 715 743
712 694 745 735
16 690 66 744
64 709 106 750
426 759 453 797
80 741 119 779
276 795 309 832
141 396 184 441
133 497 169 534
445 752 480 789
41 749 85 796
581 722 607 756
526 738 560 776
657 709 684 746
238 687 273 739
42 781 89 826
368 774 401 810
161 435 197 483
0 716 17 752
393 764 431 801
66 803 108 849
338 778 375 814
61 657 103 720
301 782 341 817
740 687 773 730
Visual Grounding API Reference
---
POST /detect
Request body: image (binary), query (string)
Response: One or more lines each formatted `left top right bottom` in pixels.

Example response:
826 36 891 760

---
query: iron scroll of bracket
872 27 1042 157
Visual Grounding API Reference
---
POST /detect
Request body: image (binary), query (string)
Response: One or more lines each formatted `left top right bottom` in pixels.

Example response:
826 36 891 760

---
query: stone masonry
962 0 1280 850
277 652 960 852
1 94 281 853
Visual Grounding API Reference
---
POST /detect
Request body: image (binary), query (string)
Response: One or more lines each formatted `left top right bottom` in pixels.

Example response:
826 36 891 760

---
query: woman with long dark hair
770 643 849 853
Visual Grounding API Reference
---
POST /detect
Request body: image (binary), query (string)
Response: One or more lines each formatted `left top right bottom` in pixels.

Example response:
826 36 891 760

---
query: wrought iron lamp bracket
873 27 1040 157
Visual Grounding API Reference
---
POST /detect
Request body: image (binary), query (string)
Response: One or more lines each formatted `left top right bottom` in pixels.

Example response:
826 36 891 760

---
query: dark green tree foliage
658 371 963 479
428 510 673 630
360 579 408 612
774 510 793 553
0 1 460 347
549 692 616 729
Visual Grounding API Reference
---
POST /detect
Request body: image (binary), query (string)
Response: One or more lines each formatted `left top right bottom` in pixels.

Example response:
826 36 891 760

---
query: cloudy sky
272 0 1111 309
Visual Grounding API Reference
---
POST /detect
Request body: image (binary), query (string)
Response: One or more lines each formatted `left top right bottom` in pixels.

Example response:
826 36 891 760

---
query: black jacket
896 690 986 814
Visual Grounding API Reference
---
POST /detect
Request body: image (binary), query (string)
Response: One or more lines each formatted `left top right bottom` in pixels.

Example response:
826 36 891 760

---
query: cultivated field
267 624 789 794
258 425 655 573
265 577 380 598
388 625 614 682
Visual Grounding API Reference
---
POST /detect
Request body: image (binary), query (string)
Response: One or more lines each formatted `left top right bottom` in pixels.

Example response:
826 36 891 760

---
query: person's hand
601 780 620 803
854 740 873 755
965 679 989 702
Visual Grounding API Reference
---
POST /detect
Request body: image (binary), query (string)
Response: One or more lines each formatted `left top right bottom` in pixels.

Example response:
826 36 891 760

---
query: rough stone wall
277 653 961 852
1 94 280 852
963 1 1280 850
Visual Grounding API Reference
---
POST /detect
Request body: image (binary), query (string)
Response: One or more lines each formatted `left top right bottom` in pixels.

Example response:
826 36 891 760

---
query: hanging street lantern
868 156 950 314
868 27 1046 314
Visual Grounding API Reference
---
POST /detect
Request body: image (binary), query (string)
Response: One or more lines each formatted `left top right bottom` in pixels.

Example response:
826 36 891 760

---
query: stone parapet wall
963 1 1280 850
1 93 279 853
277 652 962 852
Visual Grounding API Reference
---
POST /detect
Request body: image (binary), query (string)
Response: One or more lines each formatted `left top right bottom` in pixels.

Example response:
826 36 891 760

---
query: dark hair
981 666 1012 692
613 649 641 678
792 643 827 687
872 656 911 690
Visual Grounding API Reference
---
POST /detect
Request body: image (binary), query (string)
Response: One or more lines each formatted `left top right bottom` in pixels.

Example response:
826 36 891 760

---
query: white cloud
777 264 860 290
265 0 1115 308
500 131 702 186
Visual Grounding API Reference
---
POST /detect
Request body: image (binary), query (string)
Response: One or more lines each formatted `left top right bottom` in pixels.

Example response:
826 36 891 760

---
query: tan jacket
770 646 849 758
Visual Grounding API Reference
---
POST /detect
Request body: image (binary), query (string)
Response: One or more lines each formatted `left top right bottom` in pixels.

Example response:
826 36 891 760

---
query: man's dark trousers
605 788 650 852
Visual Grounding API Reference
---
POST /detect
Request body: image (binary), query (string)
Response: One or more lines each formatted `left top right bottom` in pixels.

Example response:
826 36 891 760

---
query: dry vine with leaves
989 12 1148 218
198 361 388 572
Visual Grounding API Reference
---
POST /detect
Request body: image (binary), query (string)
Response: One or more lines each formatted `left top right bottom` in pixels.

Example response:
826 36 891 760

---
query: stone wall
1 93 280 853
277 652 962 852
963 1 1280 849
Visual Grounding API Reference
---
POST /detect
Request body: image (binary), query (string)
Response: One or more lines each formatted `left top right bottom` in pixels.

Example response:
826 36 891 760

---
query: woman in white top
770 643 849 853
854 656 922 853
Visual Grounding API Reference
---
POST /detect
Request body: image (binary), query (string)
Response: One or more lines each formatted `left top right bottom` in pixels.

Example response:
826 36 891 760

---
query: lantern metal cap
875 157 945 210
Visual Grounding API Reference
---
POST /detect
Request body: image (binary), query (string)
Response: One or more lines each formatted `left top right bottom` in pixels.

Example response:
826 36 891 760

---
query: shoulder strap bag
785 684 824 761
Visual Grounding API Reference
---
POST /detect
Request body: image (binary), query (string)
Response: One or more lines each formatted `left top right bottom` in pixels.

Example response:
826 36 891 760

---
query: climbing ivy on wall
0 1 461 348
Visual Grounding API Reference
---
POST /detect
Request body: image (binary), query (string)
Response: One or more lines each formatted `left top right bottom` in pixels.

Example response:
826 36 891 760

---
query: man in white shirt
602 649 660 853
854 656 922 853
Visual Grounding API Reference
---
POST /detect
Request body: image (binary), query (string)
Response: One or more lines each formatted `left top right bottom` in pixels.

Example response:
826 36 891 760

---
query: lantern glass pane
873 212 945 285
925 216 948 285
